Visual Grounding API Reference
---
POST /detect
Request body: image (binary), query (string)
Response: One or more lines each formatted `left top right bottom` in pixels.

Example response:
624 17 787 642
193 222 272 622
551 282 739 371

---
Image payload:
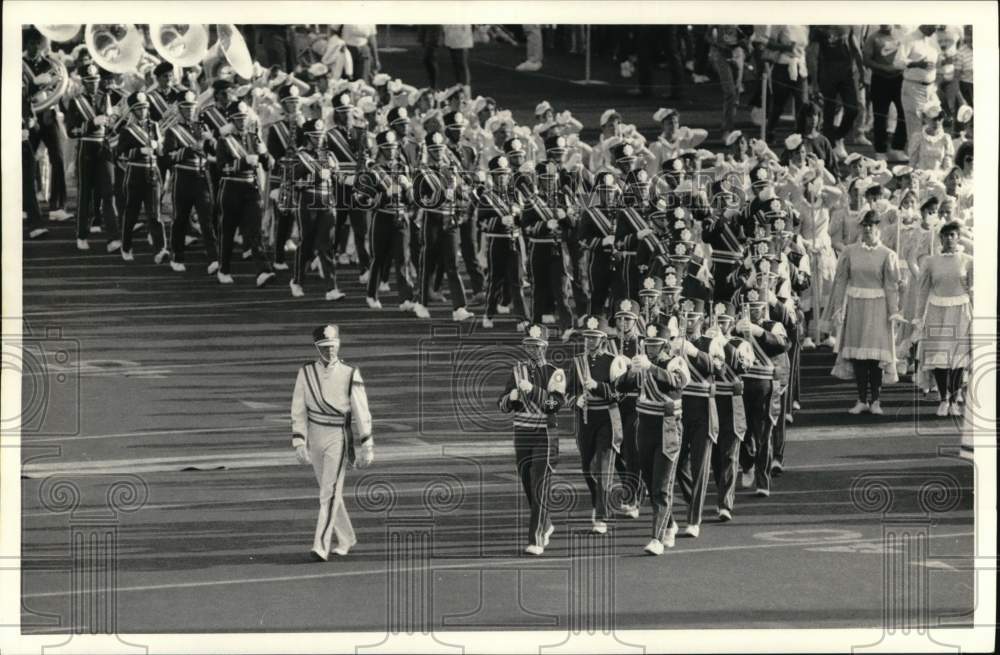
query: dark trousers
459 217 484 294
30 114 67 210
514 428 558 548
739 378 775 492
75 141 120 241
870 75 907 153
614 398 642 508
346 44 373 82
295 200 338 290
613 255 640 315
766 64 809 139
679 397 715 527
23 140 46 231
217 179 272 275
367 210 414 302
423 45 470 89
530 244 574 330
273 204 297 265
568 236 589 317
484 237 527 320
637 412 681 541
711 395 742 513
587 250 614 319
819 66 859 142
120 165 164 253
576 413 616 521
170 170 216 263
334 207 371 272
419 214 466 309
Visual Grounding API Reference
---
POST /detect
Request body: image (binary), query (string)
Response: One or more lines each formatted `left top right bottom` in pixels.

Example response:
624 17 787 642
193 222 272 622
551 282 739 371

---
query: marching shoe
936 401 950 417
622 504 640 519
284 239 297 252
185 234 199 246
771 460 784 475
561 328 575 342
359 270 370 285
739 469 754 489
524 544 544 556
482 317 494 329
106 240 122 253
413 302 431 318
309 256 320 270
256 271 276 288
668 519 679 539
643 539 665 556
217 272 234 284
379 282 391 293
366 296 383 309
326 289 346 301
428 290 447 303
853 134 873 146
541 314 556 325
755 488 771 498
170 261 187 272
28 227 49 239
242 249 253 260
121 250 135 262
338 253 351 266
662 530 676 549
591 512 608 535
399 300 415 312
90 225 103 234
869 400 884 415
792 400 801 410
954 390 965 404
682 524 700 538
76 239 90 251
290 282 305 298
273 261 289 271
785 413 794 423
49 208 72 221
801 337 816 350
452 307 475 322
309 550 328 562
717 508 732 522
331 545 350 556
515 60 543 72
543 524 554 547
154 248 170 264
497 304 511 315
821 335 837 349
206 260 220 275
516 321 529 333
949 403 963 417
848 401 869 415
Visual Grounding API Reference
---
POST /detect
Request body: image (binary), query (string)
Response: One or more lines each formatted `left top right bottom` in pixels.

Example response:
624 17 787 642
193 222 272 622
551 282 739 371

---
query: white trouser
308 423 356 557
900 79 933 152
525 25 543 63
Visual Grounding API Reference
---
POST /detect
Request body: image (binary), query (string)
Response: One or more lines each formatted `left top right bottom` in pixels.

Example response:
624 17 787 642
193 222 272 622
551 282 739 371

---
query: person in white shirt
335 25 380 83
892 25 940 152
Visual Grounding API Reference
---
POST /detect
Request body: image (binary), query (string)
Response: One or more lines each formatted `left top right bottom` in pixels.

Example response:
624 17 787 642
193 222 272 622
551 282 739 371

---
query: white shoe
785 413 794 423
256 271 276 288
801 337 816 351
543 524 554 547
482 317 494 328
792 400 801 410
290 282 305 298
849 401 869 415
821 335 837 349
366 296 383 309
755 488 771 497
413 302 430 318
121 250 135 262
622 504 640 519
949 403 963 417
217 272 234 284
326 289 346 301
717 508 732 522
242 249 254 260
683 524 701 538
643 539 665 556
833 140 848 159
50 209 72 221
661 530 676 549
524 544 544 556
331 545 350 557
309 550 328 562
591 511 608 535
170 261 187 272
206 260 220 275
692 73 710 84
76 239 90 251
853 135 873 146
106 240 122 253
561 328 575 342
399 300 415 312
154 249 170 264
869 400 884 415
936 401 950 417
28 227 49 239
453 307 475 322
273 262 289 271
515 60 542 72
233 234 244 245
89 225 102 234
284 239 297 252
379 282 391 293
888 149 909 162
954 390 965 404
516 321 529 333
541 314 556 325
309 256 319 270
740 470 754 489
497 305 511 315
359 270 370 285
338 253 350 266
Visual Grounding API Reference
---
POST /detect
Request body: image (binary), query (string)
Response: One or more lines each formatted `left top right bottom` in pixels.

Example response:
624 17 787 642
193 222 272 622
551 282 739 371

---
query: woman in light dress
913 221 973 416
823 210 905 415
909 100 955 174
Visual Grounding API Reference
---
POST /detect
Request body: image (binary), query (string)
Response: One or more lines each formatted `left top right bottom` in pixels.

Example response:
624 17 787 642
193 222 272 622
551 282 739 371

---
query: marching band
22 24 975 558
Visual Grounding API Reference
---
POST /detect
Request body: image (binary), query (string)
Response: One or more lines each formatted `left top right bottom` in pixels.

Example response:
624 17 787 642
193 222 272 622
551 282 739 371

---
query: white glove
140 147 153 155
911 318 924 328
257 143 267 155
637 354 652 370
501 215 515 227
517 379 534 394
21 129 29 141
546 219 559 231
636 228 653 239
768 290 778 305
246 154 259 166
220 124 235 136
356 440 375 468
399 175 412 190
509 389 520 402
319 169 331 180
511 203 522 216
269 188 281 201
585 378 598 391
735 318 752 334
34 72 53 85
295 444 311 465
601 235 615 246
556 208 567 220
889 313 906 324
94 116 108 127
150 140 159 150
576 395 587 408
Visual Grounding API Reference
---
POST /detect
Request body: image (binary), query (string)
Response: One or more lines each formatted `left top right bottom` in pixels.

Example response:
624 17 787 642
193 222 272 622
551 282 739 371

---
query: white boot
849 401 869 415
643 539 664 556
801 337 816 351
290 282 305 298
413 303 430 318
452 307 475 322
366 297 383 309
170 261 187 272
76 239 90 251
325 289 346 301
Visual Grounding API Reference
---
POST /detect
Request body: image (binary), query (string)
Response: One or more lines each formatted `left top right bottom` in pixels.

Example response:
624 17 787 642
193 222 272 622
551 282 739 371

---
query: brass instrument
86 24 145 74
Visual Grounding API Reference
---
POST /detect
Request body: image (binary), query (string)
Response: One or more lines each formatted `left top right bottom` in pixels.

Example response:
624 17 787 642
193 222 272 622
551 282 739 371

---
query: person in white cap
648 108 708 173
588 109 622 174
516 25 544 72
291 324 374 561
893 25 941 153
909 100 954 173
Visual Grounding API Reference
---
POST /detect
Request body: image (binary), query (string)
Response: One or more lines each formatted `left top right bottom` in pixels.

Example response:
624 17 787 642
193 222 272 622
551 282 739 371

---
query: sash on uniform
169 124 199 149
73 95 97 122
686 358 720 442
271 122 292 152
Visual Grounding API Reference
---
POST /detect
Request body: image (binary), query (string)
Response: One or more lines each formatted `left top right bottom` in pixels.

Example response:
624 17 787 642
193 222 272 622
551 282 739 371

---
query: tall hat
127 92 150 109
611 142 638 166
535 100 553 117
750 163 772 187
638 276 663 301
580 315 608 339
277 84 302 104
595 171 618 191
668 240 695 269
653 107 678 122
544 134 568 157
738 287 768 314
711 300 736 323
661 157 686 176
375 129 398 148
535 160 560 179
643 321 677 345
226 100 250 119
504 137 525 157
667 207 694 241
313 324 341 346
488 155 511 174
425 130 446 150
600 108 622 126
331 91 353 113
614 299 641 322
79 63 100 82
386 106 409 126
624 168 650 188
522 323 549 346
302 118 326 135
679 297 706 322
153 61 173 78
443 110 466 129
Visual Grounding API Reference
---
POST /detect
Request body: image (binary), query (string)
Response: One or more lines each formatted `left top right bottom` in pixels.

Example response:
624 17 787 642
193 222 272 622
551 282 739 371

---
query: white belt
928 293 970 307
846 286 885 299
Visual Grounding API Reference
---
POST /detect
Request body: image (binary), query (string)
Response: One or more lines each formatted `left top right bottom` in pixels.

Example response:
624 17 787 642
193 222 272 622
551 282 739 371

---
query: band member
479 155 529 329
498 324 566 555
148 62 181 178
163 89 219 274
326 93 370 280
291 324 374 561
443 109 486 301
65 63 121 253
414 131 475 321
613 319 692 555
290 119 346 301
23 28 69 220
268 84 305 272
610 298 644 517
567 316 622 535
355 130 418 312
23 77 48 240
520 161 576 338
215 102 277 287
117 92 167 263
581 172 620 320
